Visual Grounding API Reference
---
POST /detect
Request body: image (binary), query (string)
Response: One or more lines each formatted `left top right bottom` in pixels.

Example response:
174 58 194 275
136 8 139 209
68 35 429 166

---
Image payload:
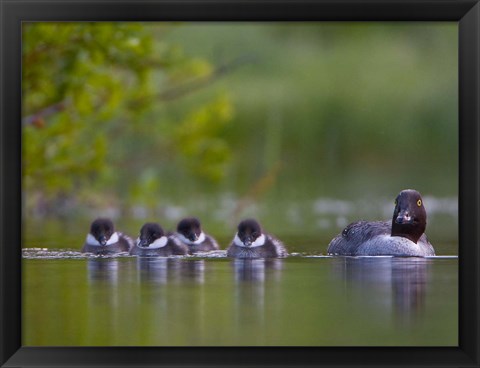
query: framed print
1 0 479 367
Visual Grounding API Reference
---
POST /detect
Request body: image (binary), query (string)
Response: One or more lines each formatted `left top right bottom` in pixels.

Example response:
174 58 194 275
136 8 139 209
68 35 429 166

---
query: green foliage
174 94 234 183
22 23 234 212
169 23 457 199
129 169 161 209
23 22 458 221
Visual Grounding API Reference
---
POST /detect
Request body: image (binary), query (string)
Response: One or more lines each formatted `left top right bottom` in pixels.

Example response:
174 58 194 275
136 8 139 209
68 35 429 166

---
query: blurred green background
22 22 458 253
22 22 458 348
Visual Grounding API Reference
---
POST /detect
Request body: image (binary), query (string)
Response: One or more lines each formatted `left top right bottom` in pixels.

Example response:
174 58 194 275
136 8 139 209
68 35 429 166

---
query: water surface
23 249 457 346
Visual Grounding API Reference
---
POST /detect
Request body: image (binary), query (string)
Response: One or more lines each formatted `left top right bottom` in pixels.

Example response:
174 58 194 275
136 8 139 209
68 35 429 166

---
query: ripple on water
21 248 229 260
22 248 128 259
21 248 457 260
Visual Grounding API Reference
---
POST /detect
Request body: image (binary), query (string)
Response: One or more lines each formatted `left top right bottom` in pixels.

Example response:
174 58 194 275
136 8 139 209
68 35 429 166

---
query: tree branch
131 54 257 107
231 161 283 224
22 54 256 126
22 101 68 127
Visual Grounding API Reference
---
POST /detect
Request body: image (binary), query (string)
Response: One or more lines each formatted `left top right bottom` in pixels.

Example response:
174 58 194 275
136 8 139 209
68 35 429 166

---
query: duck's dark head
391 189 427 243
237 219 263 246
177 217 202 242
90 218 115 246
138 222 165 248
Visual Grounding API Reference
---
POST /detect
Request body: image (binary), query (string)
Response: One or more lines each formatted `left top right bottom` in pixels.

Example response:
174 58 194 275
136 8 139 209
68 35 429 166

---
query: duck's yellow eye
394 199 398 206
417 199 422 207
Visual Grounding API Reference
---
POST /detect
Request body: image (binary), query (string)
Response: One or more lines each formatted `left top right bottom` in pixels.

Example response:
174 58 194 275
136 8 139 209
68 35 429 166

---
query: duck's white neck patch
177 232 205 245
86 232 119 246
136 236 168 249
233 233 265 248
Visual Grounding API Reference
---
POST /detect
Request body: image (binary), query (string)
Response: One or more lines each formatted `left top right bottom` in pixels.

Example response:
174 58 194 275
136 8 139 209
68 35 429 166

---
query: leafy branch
23 55 255 126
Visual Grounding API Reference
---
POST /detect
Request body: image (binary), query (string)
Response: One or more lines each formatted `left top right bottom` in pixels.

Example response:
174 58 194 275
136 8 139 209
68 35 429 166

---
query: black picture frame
1 1 479 367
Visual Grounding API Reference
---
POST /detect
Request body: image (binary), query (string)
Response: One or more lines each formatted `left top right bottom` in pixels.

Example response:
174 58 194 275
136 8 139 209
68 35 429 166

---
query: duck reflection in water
137 257 206 284
87 258 121 284
181 259 206 284
232 259 283 336
86 258 130 338
233 258 283 283
330 257 429 323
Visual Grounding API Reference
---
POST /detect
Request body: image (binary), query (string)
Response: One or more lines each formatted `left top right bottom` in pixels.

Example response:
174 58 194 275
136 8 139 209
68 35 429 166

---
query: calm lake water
22 243 458 346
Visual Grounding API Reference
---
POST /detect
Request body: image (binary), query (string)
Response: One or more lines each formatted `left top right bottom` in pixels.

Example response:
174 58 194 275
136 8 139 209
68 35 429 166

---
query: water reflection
231 259 284 340
87 258 121 284
233 258 283 282
136 257 206 284
25 255 458 345
134 258 209 343
179 259 206 284
85 259 129 342
86 257 208 285
330 257 430 323
85 257 210 343
137 257 172 284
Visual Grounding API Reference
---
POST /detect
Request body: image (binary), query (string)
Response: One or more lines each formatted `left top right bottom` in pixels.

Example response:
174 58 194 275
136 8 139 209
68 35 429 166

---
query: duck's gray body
327 220 435 257
82 233 133 255
227 235 287 259
130 222 188 257
328 189 436 257
182 234 220 254
129 236 188 257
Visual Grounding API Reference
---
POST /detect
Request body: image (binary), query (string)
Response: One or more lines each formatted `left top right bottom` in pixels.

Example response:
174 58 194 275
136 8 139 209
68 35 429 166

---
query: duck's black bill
395 211 413 224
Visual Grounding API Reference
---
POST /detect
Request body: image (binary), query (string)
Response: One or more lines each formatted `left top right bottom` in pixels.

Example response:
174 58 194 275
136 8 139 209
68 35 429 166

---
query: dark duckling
327 189 435 257
226 219 287 259
130 222 188 257
175 217 220 254
82 218 133 255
